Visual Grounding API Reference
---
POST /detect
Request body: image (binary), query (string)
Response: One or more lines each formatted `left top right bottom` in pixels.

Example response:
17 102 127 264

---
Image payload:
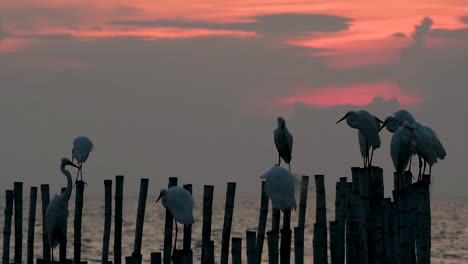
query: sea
0 195 466 263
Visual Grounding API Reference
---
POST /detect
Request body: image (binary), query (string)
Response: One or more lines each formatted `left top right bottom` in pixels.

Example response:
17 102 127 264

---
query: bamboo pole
416 176 430 264
163 177 178 264
221 182 236 264
313 174 327 264
246 231 257 264
171 250 184 264
271 209 280 233
383 198 396 264
398 189 411 263
266 231 279 264
59 187 68 263
392 191 401 264
337 177 346 264
150 252 161 264
350 169 362 264
345 182 355 264
201 185 214 263
26 187 37 264
358 168 370 264
131 178 149 263
102 180 112 263
14 182 23 264
280 209 292 264
182 184 193 264
231 237 242 264
40 184 51 262
329 221 338 264
298 175 309 228
114 175 125 264
205 241 215 264
293 227 303 264
74 181 85 264
367 214 384 263
2 190 14 264
256 181 269 264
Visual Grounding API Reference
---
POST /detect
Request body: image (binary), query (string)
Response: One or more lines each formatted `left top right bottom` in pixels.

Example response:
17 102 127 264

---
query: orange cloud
277 82 422 108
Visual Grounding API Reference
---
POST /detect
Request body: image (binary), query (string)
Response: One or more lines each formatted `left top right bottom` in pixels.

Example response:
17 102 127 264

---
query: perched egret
274 117 293 173
359 116 384 167
394 109 416 125
260 165 296 212
72 136 94 184
45 158 79 261
337 110 382 167
156 186 194 253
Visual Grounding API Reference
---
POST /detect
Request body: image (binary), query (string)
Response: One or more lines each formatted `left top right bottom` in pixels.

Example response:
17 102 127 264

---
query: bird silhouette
274 117 293 173
260 165 296 212
72 136 94 184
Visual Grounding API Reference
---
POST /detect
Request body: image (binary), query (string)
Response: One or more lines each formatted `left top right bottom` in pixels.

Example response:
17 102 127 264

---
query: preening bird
156 186 194 253
274 117 293 173
45 158 79 261
260 165 297 212
337 110 382 167
359 115 384 167
72 136 94 184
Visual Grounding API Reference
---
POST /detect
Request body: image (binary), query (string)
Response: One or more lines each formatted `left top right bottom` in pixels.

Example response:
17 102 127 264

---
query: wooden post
182 184 193 264
398 189 411 263
26 187 37 264
416 176 430 264
150 252 161 264
367 214 383 263
40 184 51 263
382 198 396 264
102 180 113 263
131 178 149 263
350 169 362 264
246 231 256 264
221 182 236 264
313 174 327 264
163 177 178 264
280 209 292 264
266 231 279 264
392 192 401 264
114 175 125 264
271 209 280 233
171 250 184 264
14 182 23 264
329 221 338 264
2 190 14 264
231 237 242 264
358 168 370 264
345 182 356 264
256 181 269 264
205 241 215 264
337 177 347 264
294 227 304 264
201 185 214 263
59 187 69 263
74 181 85 264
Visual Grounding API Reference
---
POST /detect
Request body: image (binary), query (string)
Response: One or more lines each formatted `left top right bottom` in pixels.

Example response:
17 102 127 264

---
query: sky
0 0 467 198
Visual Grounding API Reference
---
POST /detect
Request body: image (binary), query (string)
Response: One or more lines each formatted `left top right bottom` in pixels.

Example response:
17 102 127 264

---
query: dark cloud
391 32 406 38
430 28 468 38
111 13 352 35
461 15 468 24
0 19 9 40
399 17 433 58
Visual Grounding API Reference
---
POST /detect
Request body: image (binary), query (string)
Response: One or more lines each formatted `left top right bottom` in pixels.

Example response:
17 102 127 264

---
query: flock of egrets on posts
44 108 445 262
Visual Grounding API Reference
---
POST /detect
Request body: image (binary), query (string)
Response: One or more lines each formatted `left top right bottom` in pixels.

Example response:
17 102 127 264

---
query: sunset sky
0 1 467 197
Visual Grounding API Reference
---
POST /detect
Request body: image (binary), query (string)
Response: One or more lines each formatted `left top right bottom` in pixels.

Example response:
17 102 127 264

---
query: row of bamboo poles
1 166 431 264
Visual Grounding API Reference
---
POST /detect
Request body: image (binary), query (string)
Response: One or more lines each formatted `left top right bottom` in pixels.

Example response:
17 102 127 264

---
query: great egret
45 158 79 261
359 115 384 167
72 136 94 184
274 117 293 173
156 186 194 253
260 165 297 212
337 110 382 167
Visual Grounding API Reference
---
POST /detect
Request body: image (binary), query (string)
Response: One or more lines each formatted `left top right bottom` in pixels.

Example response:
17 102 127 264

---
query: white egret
359 116 384 167
394 109 416 125
155 186 194 253
45 158 79 261
337 110 382 167
72 136 94 184
274 117 293 173
260 165 297 211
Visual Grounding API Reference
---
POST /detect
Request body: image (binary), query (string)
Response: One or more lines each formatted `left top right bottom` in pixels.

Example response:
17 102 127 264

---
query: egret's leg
369 148 375 168
365 139 369 168
418 155 423 181
80 164 87 185
422 161 427 178
51 248 54 263
408 155 412 173
174 219 178 251
288 163 291 173
278 153 281 166
429 165 432 177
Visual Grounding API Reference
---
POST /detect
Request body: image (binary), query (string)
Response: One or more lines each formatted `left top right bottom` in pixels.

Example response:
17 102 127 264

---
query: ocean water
0 195 467 263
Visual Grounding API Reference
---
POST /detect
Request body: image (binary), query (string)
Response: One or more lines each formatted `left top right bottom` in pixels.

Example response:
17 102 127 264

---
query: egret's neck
61 167 73 201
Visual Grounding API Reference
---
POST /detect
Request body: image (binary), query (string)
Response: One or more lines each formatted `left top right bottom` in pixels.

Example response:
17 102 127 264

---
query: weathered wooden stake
182 184 193 264
27 187 37 264
40 184 51 263
337 177 347 264
131 178 149 263
358 168 370 264
295 175 308 264
398 189 411 263
163 177 178 264
313 174 327 264
205 241 215 264
231 237 242 264
201 185 214 263
102 180 113 264
246 231 257 264
329 221 338 264
74 181 85 264
280 209 292 264
221 182 236 264
294 227 304 264
114 175 125 264
266 231 279 264
150 252 161 264
14 182 23 264
59 187 69 263
256 181 269 264
2 190 14 264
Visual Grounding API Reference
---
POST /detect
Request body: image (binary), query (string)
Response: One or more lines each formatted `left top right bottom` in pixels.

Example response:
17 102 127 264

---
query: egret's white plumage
260 165 296 211
337 110 381 167
394 109 416 125
359 116 383 167
71 136 94 183
274 117 293 172
389 122 415 188
45 158 78 261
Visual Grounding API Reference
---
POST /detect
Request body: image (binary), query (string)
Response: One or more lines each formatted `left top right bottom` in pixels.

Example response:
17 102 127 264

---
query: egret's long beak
65 160 80 169
406 126 416 136
375 117 384 124
336 114 348 124
155 194 162 204
379 120 388 132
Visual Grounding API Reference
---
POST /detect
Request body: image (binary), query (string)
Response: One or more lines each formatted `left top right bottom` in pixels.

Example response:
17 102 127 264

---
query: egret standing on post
260 165 297 212
155 186 194 254
337 110 382 167
72 136 94 184
274 117 293 173
359 115 384 167
45 158 79 262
